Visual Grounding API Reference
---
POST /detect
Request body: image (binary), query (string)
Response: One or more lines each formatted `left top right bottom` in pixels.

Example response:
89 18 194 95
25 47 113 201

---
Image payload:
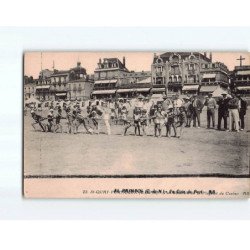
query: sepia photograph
23 51 250 198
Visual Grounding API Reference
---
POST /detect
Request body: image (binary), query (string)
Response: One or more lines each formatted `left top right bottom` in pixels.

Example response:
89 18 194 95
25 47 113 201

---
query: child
153 106 164 137
133 107 141 136
54 106 63 133
176 106 187 139
47 109 55 133
140 109 148 136
166 107 177 138
65 106 74 134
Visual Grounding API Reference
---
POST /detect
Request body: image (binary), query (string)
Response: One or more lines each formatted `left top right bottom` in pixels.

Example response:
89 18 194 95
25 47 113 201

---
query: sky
24 52 250 78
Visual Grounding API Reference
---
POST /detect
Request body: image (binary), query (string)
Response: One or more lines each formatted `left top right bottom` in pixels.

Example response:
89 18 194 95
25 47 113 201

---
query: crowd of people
26 92 248 139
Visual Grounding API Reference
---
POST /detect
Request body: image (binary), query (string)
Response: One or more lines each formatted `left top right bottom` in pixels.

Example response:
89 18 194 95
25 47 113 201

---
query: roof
101 58 128 71
137 77 151 84
51 70 69 76
154 52 211 64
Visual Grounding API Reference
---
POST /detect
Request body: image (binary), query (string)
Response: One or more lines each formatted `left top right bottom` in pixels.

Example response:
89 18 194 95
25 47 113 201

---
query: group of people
28 91 248 138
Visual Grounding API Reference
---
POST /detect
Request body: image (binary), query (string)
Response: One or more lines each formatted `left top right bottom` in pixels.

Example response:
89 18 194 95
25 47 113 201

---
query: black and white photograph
23 51 250 198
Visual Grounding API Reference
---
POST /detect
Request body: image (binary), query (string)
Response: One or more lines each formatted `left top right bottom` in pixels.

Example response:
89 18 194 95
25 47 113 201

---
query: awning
212 87 228 97
236 70 250 75
55 93 67 96
200 85 217 93
182 85 199 91
94 79 117 84
92 89 116 95
151 88 165 92
135 88 150 92
202 73 216 79
237 86 250 91
117 89 134 93
36 85 50 90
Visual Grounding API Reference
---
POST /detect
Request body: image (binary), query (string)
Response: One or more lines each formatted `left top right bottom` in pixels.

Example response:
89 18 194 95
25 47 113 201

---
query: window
156 67 162 72
189 64 195 70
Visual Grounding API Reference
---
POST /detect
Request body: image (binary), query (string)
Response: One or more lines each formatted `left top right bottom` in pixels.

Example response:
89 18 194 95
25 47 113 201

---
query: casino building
151 52 230 97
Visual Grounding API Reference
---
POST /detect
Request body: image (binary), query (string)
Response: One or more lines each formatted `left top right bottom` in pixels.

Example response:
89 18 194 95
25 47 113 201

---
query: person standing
217 93 229 130
183 97 193 127
237 94 247 131
205 93 217 129
176 106 187 139
228 93 240 132
192 94 203 128
100 102 111 135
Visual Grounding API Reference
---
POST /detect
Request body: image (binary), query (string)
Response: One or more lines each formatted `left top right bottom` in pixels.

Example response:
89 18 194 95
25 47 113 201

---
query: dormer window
156 57 163 64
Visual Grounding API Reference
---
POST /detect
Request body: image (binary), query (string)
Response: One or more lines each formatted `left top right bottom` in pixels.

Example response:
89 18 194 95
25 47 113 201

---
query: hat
50 109 54 112
162 94 167 99
137 94 144 99
142 109 147 113
221 92 227 96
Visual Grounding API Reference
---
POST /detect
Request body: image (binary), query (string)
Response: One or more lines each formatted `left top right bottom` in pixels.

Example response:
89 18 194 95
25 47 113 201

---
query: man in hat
217 92 229 130
237 94 247 131
192 94 203 128
176 106 187 138
205 93 217 129
227 93 240 132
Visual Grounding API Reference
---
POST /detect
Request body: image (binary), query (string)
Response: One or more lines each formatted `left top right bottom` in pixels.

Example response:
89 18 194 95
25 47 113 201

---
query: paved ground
24 109 250 176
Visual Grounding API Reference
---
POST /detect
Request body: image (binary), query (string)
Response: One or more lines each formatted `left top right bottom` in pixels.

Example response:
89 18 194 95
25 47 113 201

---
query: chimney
204 52 207 58
123 56 126 67
209 52 212 62
99 58 101 64
77 61 81 67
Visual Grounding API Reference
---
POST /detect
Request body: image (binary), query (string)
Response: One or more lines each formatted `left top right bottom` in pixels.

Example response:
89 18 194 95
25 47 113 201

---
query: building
199 61 230 96
231 65 250 96
35 62 93 101
151 52 230 96
35 69 54 101
92 57 152 99
24 76 36 100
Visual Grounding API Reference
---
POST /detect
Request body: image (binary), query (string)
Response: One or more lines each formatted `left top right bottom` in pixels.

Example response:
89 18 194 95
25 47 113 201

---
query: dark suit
217 97 228 130
239 98 247 129
192 98 203 127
